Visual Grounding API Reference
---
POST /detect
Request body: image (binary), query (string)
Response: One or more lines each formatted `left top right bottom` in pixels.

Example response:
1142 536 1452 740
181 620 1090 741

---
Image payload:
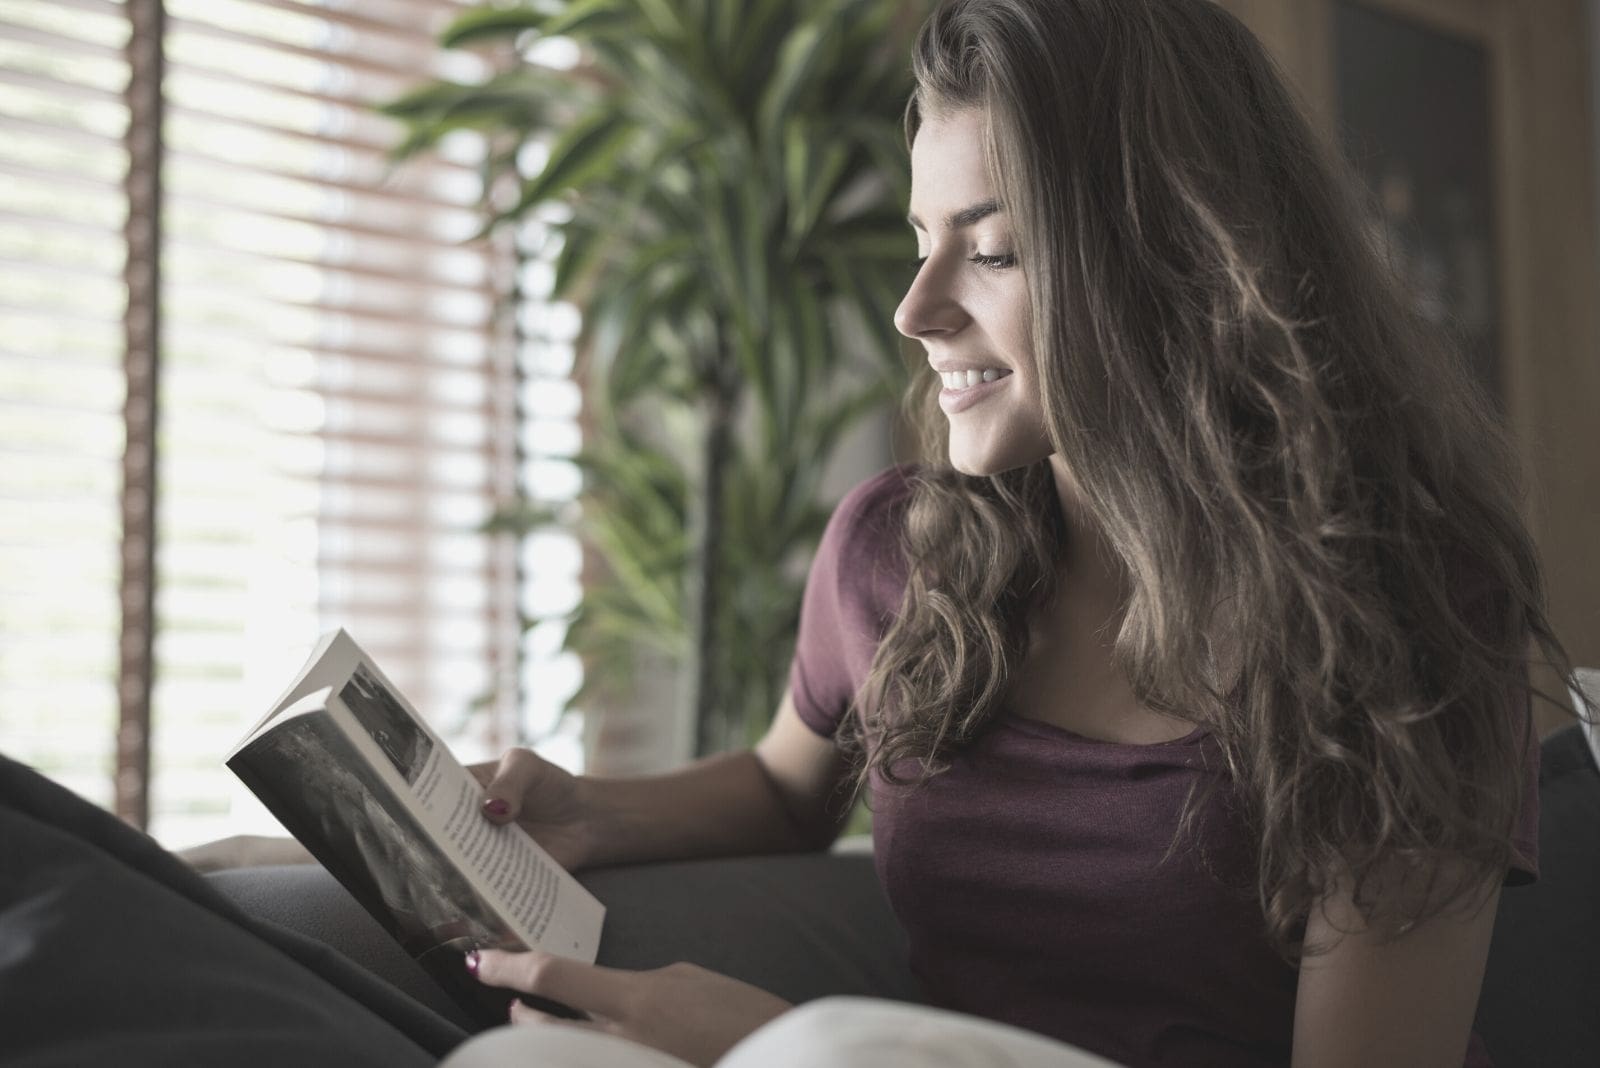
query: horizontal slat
165 137 482 210
164 318 490 367
164 217 485 278
0 23 124 73
0 276 123 323
0 360 123 410
164 253 492 327
171 0 438 66
165 176 484 250
0 139 124 190
166 300 495 359
164 229 488 292
164 105 482 184
164 287 491 341
172 0 481 78
165 15 465 104
0 110 125 157
0 62 124 108
0 213 126 271
0 305 124 347
189 0 474 47
160 66 430 155
0 0 129 49
164 155 483 239
0 168 127 224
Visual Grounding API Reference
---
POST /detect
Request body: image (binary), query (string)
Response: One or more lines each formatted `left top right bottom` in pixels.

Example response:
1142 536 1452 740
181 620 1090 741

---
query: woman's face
896 108 1052 476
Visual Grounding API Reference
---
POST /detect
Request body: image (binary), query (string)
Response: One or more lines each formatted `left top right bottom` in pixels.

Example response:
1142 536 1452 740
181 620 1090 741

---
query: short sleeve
788 468 914 738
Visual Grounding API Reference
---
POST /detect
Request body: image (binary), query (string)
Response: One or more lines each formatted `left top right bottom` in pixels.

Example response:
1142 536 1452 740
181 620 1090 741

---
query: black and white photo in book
239 711 518 957
340 663 434 786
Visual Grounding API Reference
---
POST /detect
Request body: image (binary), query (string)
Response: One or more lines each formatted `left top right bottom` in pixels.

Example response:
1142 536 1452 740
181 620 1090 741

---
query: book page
328 661 604 960
228 629 358 759
1573 667 1600 771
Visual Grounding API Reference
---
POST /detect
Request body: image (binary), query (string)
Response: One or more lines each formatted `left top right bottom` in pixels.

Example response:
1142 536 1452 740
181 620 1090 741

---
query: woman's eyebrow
906 199 1002 232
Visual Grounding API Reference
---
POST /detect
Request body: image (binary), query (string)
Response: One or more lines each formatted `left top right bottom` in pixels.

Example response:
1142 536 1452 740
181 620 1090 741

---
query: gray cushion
208 852 919 1031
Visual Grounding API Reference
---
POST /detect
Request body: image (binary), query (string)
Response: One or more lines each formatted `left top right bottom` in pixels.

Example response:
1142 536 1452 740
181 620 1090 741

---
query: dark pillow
0 753 463 1068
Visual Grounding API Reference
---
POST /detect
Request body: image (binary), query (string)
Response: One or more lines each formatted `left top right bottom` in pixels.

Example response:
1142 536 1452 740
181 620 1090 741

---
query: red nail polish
483 798 510 817
465 950 480 975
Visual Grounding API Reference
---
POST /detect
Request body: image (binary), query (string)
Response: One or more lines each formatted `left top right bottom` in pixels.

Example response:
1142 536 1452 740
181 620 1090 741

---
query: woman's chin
945 439 1053 478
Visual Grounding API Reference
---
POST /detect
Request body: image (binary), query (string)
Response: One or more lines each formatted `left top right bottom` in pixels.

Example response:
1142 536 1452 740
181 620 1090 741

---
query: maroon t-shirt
790 467 1539 1068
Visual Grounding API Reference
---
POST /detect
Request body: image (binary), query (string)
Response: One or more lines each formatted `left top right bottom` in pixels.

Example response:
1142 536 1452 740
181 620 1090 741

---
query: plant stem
684 356 736 756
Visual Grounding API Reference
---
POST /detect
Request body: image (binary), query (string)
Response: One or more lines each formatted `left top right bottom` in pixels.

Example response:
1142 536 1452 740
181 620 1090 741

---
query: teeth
940 369 1008 389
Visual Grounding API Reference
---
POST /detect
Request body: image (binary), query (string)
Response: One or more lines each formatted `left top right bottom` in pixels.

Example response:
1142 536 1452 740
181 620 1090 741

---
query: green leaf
542 0 637 38
757 18 830 143
440 3 564 48
789 274 828 400
738 176 771 337
632 0 687 40
728 0 794 101
551 221 604 299
784 123 857 241
824 252 905 371
505 108 637 220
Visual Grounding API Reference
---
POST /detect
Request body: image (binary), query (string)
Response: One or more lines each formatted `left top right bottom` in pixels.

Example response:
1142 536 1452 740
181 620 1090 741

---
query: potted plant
384 0 920 755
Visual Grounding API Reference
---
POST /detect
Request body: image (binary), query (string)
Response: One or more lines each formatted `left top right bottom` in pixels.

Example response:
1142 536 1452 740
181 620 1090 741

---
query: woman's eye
969 252 1017 271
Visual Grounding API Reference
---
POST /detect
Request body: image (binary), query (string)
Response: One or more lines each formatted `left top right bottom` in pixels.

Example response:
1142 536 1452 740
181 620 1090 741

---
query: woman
457 0 1573 1065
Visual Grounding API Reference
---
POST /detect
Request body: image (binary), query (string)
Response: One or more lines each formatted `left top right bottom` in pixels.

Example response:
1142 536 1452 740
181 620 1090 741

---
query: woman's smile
936 366 1015 414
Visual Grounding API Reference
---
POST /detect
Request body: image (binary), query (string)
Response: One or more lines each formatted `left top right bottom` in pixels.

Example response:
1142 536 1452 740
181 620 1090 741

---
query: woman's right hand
469 748 597 871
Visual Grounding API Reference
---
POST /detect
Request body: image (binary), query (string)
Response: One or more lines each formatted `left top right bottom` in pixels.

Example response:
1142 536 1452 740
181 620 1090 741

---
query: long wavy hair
849 0 1575 959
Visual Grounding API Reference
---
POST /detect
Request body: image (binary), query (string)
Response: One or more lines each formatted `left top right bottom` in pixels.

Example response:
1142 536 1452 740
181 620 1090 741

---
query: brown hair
850 0 1574 959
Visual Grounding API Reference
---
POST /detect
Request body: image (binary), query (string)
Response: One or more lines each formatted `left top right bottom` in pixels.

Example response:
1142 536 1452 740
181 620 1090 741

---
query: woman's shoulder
824 464 920 546
807 464 920 620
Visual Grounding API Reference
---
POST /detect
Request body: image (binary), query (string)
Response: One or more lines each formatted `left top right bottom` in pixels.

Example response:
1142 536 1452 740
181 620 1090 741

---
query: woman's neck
1049 457 1123 595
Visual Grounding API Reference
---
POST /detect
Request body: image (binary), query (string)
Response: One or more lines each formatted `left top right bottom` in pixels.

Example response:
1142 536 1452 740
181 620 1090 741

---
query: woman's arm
1291 863 1503 1068
478 688 854 870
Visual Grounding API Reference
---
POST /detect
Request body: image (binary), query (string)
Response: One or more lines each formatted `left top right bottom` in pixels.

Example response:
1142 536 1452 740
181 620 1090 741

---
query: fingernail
465 950 480 975
508 998 521 1022
483 798 510 817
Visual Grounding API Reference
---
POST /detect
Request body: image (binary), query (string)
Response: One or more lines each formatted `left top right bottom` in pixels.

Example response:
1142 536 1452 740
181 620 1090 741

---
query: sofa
201 723 1599 1066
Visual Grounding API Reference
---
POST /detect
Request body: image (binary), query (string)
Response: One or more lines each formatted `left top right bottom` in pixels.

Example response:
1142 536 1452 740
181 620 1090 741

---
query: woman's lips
937 368 1013 415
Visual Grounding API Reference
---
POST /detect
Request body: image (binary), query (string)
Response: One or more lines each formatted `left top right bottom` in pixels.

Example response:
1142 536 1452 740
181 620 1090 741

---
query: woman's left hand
468 949 792 1068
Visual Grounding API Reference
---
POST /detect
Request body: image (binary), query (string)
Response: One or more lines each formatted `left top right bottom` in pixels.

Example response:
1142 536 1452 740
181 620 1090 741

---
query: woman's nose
894 257 967 340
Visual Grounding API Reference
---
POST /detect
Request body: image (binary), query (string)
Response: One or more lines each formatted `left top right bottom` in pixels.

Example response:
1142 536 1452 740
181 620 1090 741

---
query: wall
1225 0 1600 731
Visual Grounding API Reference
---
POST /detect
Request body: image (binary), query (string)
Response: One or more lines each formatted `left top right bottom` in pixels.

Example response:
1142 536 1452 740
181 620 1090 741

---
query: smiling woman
467 0 1574 1063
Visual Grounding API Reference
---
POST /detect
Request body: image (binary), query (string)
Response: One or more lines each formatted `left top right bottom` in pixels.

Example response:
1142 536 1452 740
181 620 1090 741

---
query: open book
227 629 604 1019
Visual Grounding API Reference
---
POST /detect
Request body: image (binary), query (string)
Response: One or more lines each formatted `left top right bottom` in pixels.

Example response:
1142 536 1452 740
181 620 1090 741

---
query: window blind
153 0 513 846
0 0 130 806
0 0 586 847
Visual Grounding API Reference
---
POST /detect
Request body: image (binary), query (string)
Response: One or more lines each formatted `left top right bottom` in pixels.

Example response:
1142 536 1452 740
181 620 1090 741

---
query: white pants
438 997 1125 1068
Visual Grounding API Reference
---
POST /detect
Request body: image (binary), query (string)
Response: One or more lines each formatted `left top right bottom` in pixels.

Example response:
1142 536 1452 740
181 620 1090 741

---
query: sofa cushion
209 851 920 1031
